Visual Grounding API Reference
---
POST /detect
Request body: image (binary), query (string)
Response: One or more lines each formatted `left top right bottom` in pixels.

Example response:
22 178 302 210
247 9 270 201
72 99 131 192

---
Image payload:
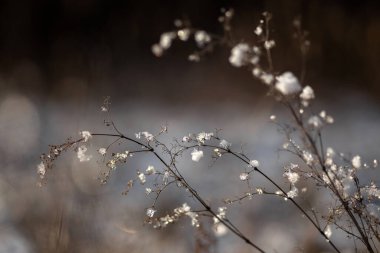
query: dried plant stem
202 144 342 253
92 133 266 253
91 132 342 253
286 103 375 253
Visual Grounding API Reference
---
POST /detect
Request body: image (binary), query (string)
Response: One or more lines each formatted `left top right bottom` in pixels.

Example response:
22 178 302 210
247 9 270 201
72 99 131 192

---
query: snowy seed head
252 67 261 77
188 54 200 62
214 148 222 157
275 72 301 95
260 73 274 85
229 43 251 67
326 147 335 157
138 173 146 184
325 115 334 124
145 188 152 195
249 160 260 168
254 25 263 36
219 139 231 149
213 223 228 236
308 116 323 129
151 44 164 57
194 31 211 47
80 131 92 142
352 155 361 169
159 32 176 49
191 149 204 162
98 148 107 155
146 207 157 218
77 145 92 162
146 165 156 175
264 40 275 49
196 132 213 144
287 186 298 198
302 151 314 165
283 170 300 184
182 136 191 142
300 85 315 100
239 172 249 181
324 225 332 238
325 157 333 166
177 29 190 41
37 162 46 179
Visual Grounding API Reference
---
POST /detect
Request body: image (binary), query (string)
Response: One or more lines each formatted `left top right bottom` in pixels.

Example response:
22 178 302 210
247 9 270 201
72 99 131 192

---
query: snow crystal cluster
151 26 212 58
80 130 92 142
213 206 228 236
151 203 200 229
196 132 213 144
137 166 157 185
300 85 315 106
283 163 300 199
229 43 262 68
275 72 302 96
135 131 154 142
77 145 92 162
98 148 107 155
239 172 249 181
194 30 211 47
37 162 46 179
106 150 131 170
248 160 260 168
219 139 231 149
191 149 204 162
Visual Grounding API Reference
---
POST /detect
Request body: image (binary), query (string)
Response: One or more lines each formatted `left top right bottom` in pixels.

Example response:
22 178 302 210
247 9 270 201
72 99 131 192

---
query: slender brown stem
285 103 375 253
92 133 266 253
221 147 342 253
156 140 342 253
151 150 266 253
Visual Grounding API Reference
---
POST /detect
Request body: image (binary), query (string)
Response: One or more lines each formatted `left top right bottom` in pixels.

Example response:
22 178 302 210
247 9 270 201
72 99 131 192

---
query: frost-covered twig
38 8 380 253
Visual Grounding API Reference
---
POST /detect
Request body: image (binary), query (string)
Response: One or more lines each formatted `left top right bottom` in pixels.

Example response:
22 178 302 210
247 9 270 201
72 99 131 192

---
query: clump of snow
275 72 301 95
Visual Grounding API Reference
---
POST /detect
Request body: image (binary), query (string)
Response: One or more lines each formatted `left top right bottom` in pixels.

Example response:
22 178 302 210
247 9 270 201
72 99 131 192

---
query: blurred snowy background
0 1 379 252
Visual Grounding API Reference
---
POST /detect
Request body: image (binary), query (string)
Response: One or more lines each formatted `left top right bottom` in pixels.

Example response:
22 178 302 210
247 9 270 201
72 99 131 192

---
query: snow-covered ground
0 86 379 253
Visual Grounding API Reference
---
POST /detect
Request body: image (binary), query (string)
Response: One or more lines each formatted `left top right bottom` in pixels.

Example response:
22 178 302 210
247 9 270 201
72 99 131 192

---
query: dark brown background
1 0 379 103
